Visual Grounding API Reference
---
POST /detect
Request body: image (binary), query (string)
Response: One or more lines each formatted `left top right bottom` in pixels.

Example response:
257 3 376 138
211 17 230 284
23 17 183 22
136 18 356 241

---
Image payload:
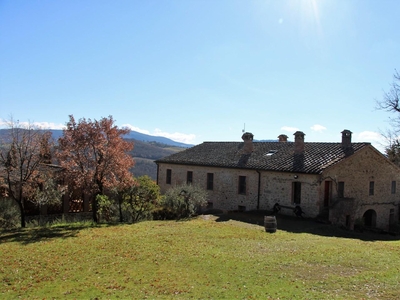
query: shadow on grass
212 210 400 242
0 225 89 245
0 221 135 245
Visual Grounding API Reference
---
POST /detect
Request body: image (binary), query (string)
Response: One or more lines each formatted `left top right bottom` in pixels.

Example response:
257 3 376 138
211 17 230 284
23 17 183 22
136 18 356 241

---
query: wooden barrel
264 216 277 233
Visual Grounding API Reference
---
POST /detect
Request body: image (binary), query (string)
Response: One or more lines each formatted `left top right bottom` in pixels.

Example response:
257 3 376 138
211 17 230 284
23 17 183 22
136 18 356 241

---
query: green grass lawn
1 216 400 299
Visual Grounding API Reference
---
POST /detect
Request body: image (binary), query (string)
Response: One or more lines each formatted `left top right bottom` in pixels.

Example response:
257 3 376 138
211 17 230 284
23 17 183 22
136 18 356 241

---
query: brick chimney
278 134 288 142
293 131 305 154
241 132 254 154
341 129 352 149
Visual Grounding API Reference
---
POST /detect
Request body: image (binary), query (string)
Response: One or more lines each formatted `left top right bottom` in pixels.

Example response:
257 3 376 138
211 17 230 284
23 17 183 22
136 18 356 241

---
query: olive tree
162 183 208 219
121 175 161 223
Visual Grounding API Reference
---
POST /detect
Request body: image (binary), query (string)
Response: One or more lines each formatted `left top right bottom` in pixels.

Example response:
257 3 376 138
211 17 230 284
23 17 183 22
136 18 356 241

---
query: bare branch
377 69 400 113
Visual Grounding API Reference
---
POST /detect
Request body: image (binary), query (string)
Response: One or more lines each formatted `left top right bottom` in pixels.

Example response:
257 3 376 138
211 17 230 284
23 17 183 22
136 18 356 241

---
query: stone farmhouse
156 130 400 231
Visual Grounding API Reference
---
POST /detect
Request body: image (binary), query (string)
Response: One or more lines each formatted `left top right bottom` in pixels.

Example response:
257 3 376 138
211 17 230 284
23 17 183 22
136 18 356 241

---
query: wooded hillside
128 139 184 179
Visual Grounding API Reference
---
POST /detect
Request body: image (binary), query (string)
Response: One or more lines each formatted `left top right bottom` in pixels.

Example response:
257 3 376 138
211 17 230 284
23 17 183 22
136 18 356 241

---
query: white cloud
281 126 299 133
31 122 65 130
0 119 65 130
355 131 386 153
356 131 384 143
121 124 150 135
122 124 196 144
310 124 327 132
153 128 196 144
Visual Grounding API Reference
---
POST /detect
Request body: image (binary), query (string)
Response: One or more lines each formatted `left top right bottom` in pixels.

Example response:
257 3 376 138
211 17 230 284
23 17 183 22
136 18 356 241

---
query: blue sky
1 0 399 151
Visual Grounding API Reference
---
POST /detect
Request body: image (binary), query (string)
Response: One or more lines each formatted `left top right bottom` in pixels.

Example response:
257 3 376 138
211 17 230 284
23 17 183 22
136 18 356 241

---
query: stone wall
259 171 320 217
157 163 321 216
157 163 260 211
323 146 400 230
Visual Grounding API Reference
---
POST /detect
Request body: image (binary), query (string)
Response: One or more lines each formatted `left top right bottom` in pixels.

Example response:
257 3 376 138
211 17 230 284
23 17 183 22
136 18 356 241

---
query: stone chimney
241 132 254 154
341 129 352 149
293 131 305 154
278 134 288 142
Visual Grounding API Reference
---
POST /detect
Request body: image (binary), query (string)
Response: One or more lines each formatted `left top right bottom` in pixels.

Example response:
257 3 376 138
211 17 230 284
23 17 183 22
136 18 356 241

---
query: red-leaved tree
57 115 135 222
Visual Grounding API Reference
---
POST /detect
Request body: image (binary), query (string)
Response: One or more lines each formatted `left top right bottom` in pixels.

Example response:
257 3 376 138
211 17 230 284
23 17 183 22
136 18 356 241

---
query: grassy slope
1 217 400 299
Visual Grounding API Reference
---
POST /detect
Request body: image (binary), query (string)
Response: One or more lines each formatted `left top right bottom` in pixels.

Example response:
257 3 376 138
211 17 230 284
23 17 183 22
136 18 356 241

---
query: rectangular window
338 181 344 198
166 169 172 184
207 173 214 190
292 182 301 204
391 181 396 194
238 176 246 195
187 171 193 184
369 181 375 196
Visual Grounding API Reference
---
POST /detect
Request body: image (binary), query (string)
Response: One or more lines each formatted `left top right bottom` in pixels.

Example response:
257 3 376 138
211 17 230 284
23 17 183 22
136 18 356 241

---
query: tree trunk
17 200 26 228
93 181 103 223
21 213 26 228
92 195 98 223
118 195 123 223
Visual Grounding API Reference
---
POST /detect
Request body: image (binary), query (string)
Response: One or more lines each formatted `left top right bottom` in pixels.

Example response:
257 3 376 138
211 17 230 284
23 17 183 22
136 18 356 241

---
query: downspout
156 162 159 185
256 170 261 210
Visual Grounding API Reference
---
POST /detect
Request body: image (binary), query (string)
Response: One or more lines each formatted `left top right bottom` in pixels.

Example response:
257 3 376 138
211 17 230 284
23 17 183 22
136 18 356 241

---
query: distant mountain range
46 129 194 148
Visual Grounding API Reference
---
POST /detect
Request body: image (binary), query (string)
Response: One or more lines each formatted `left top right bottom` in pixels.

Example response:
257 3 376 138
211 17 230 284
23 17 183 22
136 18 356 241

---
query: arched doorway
363 209 377 227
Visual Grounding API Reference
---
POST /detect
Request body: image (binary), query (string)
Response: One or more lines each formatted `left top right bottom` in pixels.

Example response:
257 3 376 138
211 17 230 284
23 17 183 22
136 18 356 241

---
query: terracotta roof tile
156 141 371 174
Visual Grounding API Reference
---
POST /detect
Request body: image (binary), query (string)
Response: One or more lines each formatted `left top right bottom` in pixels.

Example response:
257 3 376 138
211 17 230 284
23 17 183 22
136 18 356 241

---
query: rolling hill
127 139 184 179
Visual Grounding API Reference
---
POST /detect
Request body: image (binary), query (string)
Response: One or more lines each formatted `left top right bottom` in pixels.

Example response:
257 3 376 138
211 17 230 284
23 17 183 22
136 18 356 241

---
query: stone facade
157 164 321 215
323 146 400 230
158 164 260 211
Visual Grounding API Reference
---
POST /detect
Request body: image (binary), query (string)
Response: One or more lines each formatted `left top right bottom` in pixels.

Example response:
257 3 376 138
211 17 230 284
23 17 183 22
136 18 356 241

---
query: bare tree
376 70 400 164
377 70 400 118
377 70 400 133
0 119 54 227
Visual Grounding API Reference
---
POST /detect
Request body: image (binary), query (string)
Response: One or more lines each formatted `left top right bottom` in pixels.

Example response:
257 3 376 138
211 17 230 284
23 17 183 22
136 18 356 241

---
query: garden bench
273 203 304 217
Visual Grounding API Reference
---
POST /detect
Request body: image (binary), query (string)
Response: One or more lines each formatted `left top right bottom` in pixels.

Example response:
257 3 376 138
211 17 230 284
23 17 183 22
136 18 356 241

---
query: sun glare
287 0 323 37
